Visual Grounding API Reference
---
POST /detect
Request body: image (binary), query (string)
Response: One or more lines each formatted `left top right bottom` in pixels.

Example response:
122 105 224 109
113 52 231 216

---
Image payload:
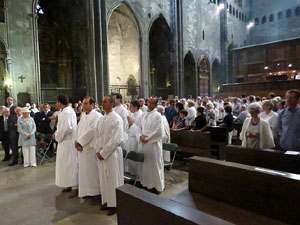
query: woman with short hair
240 103 274 149
18 107 37 167
260 100 278 140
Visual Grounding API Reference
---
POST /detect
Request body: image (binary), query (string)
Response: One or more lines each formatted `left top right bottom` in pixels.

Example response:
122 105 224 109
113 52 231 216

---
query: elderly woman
260 100 278 140
206 103 216 126
240 103 274 149
18 107 37 167
186 100 196 127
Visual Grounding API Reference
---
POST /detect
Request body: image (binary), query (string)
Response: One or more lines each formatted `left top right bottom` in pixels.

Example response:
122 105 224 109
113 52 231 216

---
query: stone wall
248 0 300 45
2 0 279 104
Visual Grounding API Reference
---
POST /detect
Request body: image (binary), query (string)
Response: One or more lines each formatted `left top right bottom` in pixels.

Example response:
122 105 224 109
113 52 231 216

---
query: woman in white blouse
186 101 196 127
260 100 278 140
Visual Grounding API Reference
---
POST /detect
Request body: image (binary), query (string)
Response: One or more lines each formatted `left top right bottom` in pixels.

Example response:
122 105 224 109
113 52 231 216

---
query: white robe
55 106 78 188
114 105 128 142
161 115 171 162
96 111 124 207
130 109 165 192
76 110 102 197
140 105 148 113
124 110 143 176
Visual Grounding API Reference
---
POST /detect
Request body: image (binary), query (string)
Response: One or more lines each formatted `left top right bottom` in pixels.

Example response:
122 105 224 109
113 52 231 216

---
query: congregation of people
0 88 299 216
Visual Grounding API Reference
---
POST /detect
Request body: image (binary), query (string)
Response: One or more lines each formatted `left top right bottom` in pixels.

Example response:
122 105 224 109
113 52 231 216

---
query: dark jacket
34 110 54 134
8 114 19 141
0 115 6 141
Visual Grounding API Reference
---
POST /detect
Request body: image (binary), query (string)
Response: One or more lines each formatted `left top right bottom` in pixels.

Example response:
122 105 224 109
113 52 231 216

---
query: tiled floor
0 151 188 225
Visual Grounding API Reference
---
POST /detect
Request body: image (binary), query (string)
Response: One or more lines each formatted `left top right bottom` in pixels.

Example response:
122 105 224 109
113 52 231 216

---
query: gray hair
248 102 262 114
262 100 273 110
157 105 164 113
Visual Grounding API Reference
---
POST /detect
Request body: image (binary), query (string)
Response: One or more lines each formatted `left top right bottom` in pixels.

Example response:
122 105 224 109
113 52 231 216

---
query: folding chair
124 151 144 186
37 139 55 165
163 143 178 183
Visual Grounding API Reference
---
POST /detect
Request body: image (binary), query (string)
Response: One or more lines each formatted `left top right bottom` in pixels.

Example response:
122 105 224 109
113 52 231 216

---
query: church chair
37 138 55 165
163 143 178 183
123 151 144 186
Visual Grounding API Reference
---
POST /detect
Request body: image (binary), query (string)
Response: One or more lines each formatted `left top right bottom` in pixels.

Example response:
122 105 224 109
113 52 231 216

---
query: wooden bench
204 126 228 159
116 184 232 225
170 130 211 157
223 145 300 174
184 156 300 224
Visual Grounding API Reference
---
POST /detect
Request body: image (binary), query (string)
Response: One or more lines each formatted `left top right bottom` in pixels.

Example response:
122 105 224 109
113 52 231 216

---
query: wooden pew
223 145 300 174
204 126 228 159
183 156 300 224
170 130 211 157
116 184 232 225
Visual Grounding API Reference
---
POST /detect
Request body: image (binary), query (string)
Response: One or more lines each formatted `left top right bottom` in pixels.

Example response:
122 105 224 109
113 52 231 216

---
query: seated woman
240 103 274 149
172 110 189 131
191 106 207 132
220 105 234 144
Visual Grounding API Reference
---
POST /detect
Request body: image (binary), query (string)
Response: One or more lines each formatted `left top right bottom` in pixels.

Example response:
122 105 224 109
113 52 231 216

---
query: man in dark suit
0 107 11 161
7 107 22 166
6 96 16 115
34 104 54 135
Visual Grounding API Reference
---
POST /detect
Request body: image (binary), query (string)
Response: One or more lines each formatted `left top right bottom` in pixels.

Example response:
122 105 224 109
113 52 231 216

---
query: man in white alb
96 95 124 216
54 95 78 198
128 96 164 194
113 93 128 144
75 96 102 199
124 100 143 176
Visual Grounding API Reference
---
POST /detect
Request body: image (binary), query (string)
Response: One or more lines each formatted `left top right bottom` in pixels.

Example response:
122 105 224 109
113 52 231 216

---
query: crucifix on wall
18 75 25 83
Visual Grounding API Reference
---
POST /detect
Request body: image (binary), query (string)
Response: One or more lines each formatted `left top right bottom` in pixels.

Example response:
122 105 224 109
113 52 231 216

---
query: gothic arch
107 2 141 102
149 14 173 98
184 52 196 98
212 59 222 96
197 56 210 96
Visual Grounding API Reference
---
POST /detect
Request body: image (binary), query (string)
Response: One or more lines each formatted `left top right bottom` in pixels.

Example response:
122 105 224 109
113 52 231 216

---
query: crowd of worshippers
0 89 299 216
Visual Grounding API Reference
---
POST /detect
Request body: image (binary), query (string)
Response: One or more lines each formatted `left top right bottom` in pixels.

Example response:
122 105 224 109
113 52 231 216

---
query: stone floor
0 151 188 225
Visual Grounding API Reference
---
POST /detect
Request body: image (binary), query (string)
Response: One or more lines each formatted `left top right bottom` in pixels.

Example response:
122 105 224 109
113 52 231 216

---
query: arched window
229 5 232 14
269 14 274 22
239 12 242 20
286 9 292 18
242 13 244 21
296 7 300 16
262 16 267 24
278 11 283 20
233 7 236 16
213 0 216 4
236 9 239 18
255 17 259 25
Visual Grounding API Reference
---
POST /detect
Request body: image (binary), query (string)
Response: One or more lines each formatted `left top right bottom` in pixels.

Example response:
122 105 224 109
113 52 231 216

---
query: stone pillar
93 0 108 102
220 0 228 85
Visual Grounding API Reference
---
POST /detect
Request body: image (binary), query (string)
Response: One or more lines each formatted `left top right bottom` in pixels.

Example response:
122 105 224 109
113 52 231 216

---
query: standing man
278 89 300 151
6 97 15 115
96 95 124 216
8 107 22 166
232 97 241 117
139 98 148 113
54 95 79 198
124 100 143 176
113 93 128 144
157 105 171 162
164 100 178 127
75 96 102 199
0 107 11 161
128 96 164 194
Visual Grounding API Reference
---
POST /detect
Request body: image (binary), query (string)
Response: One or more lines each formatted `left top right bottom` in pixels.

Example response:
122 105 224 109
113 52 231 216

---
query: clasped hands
140 135 148 143
74 141 83 151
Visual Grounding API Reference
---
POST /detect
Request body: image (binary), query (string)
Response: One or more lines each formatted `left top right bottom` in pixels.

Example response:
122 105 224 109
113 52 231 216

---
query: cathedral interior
1 0 300 105
1 1 300 225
